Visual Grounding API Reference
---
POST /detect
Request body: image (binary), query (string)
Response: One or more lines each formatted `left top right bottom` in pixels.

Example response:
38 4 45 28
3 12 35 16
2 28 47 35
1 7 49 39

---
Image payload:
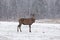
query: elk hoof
29 31 31 32
20 31 22 32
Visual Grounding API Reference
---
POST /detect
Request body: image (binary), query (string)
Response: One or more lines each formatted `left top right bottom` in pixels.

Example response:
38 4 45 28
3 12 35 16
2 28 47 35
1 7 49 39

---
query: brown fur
17 15 35 32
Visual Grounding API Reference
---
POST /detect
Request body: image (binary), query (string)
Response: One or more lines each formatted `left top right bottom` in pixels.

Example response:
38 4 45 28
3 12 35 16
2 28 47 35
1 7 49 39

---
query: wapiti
17 14 35 32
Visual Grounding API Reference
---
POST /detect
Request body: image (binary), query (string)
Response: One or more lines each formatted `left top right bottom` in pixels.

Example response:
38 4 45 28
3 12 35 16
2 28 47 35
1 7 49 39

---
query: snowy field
0 21 60 40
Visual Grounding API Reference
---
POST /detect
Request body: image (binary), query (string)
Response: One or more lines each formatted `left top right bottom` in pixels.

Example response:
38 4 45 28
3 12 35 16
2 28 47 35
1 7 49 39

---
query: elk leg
17 24 22 32
17 25 20 32
19 24 22 32
29 25 31 32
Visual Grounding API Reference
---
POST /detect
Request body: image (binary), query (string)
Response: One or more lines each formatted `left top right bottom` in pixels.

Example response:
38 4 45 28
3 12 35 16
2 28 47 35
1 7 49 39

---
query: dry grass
35 19 60 23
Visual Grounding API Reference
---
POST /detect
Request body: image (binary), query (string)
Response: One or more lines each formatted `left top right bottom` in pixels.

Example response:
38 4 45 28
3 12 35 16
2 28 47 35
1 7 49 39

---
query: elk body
17 14 35 32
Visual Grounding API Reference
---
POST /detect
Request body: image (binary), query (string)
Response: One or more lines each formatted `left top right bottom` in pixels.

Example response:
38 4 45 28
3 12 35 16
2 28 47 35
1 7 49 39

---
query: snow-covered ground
0 21 60 40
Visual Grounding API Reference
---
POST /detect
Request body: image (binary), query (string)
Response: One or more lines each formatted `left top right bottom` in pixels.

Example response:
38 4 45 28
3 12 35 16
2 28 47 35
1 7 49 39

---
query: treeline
0 0 60 21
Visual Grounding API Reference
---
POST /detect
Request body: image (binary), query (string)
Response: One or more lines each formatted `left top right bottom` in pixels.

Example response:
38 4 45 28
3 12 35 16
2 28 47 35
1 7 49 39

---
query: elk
17 14 35 32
